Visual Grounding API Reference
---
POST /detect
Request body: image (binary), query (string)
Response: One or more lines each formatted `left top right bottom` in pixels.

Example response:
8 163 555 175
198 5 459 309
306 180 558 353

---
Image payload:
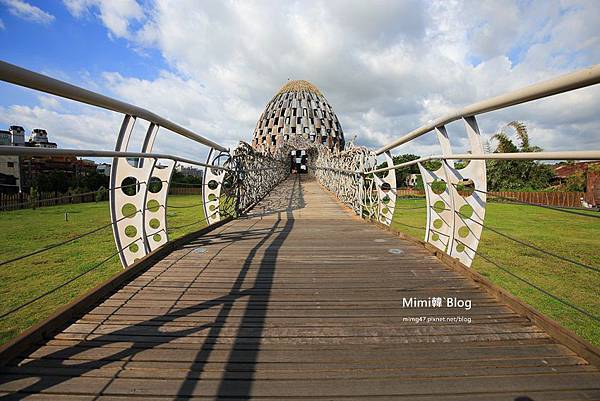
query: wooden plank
1 175 599 400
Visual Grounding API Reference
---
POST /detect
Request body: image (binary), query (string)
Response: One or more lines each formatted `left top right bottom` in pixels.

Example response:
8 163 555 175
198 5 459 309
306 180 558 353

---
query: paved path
1 175 599 400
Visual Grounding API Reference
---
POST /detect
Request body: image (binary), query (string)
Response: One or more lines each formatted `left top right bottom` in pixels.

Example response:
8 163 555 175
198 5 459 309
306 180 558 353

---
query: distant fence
0 187 585 211
169 187 201 195
0 186 202 211
490 191 585 208
394 189 586 208
0 191 97 211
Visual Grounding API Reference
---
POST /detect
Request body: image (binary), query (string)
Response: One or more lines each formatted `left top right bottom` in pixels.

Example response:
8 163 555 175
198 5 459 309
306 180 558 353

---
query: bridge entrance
290 149 308 174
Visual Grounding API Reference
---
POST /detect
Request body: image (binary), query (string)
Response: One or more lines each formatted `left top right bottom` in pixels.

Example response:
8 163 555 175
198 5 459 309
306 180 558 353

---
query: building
0 130 10 146
97 163 111 176
0 128 22 192
405 174 420 188
554 161 600 207
9 126 25 146
0 125 99 193
252 80 345 155
27 129 58 148
19 155 97 191
176 165 202 178
0 155 21 192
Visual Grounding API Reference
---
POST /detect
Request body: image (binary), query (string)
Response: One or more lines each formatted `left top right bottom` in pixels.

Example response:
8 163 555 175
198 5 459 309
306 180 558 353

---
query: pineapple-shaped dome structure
252 80 344 154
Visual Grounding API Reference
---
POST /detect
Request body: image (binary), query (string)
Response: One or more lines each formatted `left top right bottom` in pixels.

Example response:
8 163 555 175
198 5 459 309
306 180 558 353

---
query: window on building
7 162 14 168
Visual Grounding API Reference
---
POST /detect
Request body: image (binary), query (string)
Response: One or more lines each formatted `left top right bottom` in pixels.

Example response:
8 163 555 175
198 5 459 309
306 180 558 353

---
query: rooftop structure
28 129 57 148
252 80 344 154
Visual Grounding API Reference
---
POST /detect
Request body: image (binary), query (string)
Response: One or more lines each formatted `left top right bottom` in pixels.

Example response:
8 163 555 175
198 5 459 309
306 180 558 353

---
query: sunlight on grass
0 194 206 345
391 197 600 346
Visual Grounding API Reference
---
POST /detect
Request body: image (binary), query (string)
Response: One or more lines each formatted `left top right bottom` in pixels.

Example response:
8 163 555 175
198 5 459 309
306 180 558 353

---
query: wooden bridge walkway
1 175 599 400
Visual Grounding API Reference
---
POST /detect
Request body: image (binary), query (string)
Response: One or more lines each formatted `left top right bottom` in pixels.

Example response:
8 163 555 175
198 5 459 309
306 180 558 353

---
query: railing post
372 151 396 225
203 148 231 226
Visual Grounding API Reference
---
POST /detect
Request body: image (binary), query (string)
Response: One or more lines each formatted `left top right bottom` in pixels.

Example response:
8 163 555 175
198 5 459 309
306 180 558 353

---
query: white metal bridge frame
0 60 599 269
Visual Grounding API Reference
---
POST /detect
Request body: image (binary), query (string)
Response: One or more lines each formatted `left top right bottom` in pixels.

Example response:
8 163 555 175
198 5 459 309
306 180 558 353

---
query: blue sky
0 1 166 106
0 0 598 161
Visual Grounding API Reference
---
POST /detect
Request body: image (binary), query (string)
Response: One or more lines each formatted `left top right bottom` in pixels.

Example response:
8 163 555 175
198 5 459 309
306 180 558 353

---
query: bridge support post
202 148 232 225
418 117 487 267
373 151 396 225
110 116 174 267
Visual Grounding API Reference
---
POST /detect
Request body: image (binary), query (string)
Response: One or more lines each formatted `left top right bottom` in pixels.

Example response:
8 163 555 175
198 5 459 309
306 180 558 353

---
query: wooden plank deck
1 175 599 400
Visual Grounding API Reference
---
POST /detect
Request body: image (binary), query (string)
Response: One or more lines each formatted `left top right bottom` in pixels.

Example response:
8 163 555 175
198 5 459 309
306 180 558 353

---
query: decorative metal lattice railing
232 142 289 213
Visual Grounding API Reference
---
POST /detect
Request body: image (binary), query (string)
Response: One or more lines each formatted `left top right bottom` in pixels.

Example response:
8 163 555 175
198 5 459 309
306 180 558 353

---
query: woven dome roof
277 80 322 96
252 80 344 154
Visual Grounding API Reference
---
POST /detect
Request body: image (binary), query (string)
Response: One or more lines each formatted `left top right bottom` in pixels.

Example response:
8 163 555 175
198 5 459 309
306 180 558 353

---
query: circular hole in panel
153 234 162 242
208 194 217 201
208 180 219 190
209 204 217 211
382 207 389 214
456 243 465 253
458 226 470 238
432 233 440 241
380 182 391 192
149 218 160 229
222 179 233 189
125 225 137 238
432 200 445 213
457 178 475 197
146 199 160 212
459 204 474 219
148 177 163 193
423 160 442 172
129 243 139 253
382 196 390 205
455 159 471 169
431 179 446 195
121 203 137 218
433 219 443 229
121 177 139 196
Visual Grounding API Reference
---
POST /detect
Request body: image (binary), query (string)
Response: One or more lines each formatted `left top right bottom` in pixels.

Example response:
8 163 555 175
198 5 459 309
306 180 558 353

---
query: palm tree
492 121 542 153
487 121 553 191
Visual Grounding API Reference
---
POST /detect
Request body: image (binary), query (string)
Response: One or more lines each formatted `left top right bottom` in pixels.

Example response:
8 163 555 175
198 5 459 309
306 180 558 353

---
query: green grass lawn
391 198 600 346
0 195 207 345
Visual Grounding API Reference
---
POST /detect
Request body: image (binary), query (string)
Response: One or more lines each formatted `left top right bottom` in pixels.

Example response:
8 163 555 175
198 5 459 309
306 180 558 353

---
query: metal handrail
375 64 600 155
0 60 227 152
365 150 600 175
0 145 233 171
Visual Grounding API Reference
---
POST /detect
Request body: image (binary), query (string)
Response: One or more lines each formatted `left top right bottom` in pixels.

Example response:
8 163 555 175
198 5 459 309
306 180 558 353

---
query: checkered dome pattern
252 80 344 154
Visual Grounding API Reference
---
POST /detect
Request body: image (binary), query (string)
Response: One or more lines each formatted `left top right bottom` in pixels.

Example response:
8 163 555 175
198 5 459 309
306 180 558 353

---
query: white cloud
63 0 144 38
0 104 119 150
0 17 5 29
1 0 55 25
5 0 600 162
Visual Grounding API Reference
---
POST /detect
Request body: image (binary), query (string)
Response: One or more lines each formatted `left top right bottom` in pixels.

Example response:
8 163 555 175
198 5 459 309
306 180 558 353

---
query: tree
487 121 554 191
